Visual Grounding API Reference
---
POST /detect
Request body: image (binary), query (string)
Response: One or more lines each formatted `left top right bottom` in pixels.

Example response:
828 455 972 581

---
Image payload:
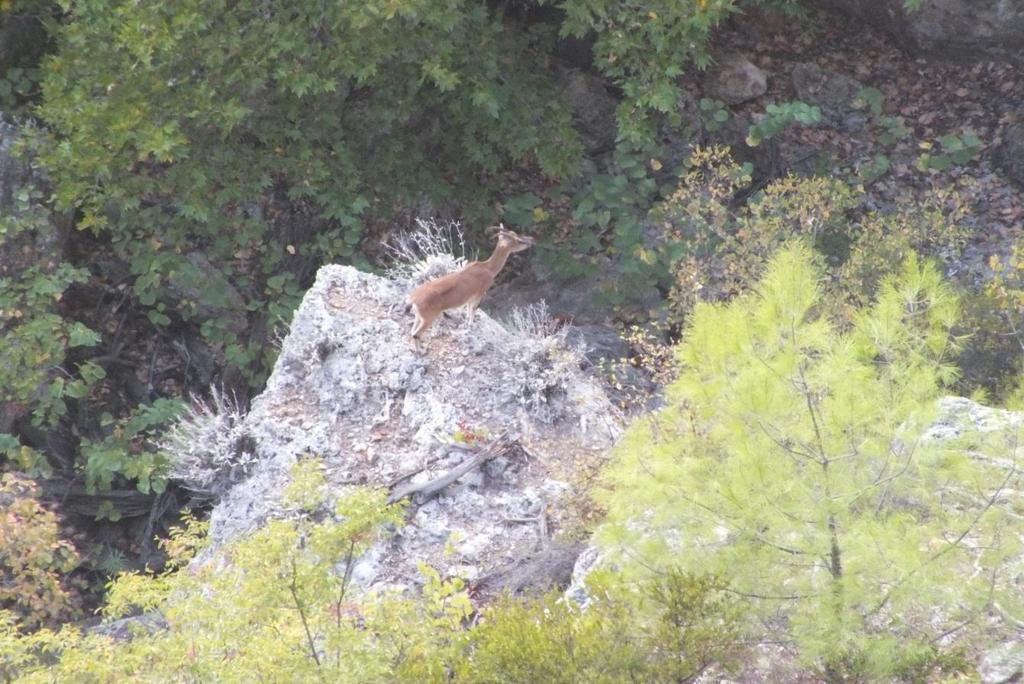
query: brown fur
407 227 533 346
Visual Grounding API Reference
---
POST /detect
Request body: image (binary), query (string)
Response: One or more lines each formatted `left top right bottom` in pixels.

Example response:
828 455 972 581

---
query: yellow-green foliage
967 243 1024 402
11 477 411 683
658 147 970 325
600 244 1018 680
6 458 744 683
0 474 82 632
446 568 740 684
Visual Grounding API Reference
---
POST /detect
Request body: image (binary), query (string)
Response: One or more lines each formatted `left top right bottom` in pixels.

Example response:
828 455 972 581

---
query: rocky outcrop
980 641 1024 684
818 0 1024 63
178 256 621 593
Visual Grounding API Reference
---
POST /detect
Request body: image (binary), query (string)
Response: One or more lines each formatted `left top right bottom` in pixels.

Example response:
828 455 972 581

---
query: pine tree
600 243 1021 680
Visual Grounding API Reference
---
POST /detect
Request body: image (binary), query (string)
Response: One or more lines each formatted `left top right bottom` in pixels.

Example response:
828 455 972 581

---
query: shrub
599 244 1018 680
32 0 583 394
160 387 255 499
0 473 82 631
745 100 822 147
6 462 743 682
656 147 970 325
954 242 1024 401
450 570 740 684
0 173 100 436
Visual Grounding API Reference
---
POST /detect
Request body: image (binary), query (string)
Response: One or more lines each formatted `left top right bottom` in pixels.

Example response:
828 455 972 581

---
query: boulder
557 67 618 153
705 54 767 105
994 122 1024 187
88 612 169 641
980 641 1024 684
181 259 621 595
818 0 1024 63
791 62 864 124
161 252 248 335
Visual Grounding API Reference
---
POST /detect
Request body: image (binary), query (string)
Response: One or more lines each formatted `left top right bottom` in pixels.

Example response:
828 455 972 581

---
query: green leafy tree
600 244 1019 680
0 171 100 441
35 0 582 387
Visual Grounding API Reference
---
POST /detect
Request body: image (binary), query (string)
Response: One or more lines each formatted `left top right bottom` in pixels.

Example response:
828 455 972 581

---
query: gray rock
706 55 767 105
819 0 1024 63
980 641 1024 684
483 455 512 480
564 324 628 365
558 67 618 153
995 123 1024 188
457 469 485 489
161 252 247 335
89 612 169 641
348 543 387 587
922 396 1024 445
186 260 621 592
791 62 863 120
564 546 603 607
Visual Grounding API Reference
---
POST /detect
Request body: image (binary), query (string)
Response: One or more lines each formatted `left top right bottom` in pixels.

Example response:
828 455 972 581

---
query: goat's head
486 223 535 253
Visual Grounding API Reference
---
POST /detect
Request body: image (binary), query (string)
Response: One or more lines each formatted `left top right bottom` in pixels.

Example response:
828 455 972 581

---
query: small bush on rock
160 387 255 499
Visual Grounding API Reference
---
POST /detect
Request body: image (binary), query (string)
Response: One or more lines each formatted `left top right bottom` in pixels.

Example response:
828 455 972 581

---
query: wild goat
407 225 534 348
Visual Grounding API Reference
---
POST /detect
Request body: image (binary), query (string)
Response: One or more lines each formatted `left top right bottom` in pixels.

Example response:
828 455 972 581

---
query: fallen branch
502 501 549 546
39 477 156 518
387 434 512 505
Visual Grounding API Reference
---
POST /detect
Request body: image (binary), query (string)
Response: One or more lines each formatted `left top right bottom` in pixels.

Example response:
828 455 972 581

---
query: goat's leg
409 308 424 350
409 306 438 353
409 310 424 338
465 296 484 328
